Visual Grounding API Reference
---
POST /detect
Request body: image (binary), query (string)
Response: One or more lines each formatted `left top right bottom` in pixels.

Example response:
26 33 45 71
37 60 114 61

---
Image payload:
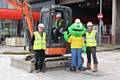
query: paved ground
0 45 120 80
35 50 120 80
0 56 41 80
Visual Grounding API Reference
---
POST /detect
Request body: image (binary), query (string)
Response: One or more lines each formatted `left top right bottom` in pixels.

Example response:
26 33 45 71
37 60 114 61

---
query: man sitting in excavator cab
52 13 64 43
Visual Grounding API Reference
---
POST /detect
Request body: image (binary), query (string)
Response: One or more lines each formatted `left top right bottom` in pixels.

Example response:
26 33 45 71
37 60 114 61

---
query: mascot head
63 18 86 41
68 18 86 37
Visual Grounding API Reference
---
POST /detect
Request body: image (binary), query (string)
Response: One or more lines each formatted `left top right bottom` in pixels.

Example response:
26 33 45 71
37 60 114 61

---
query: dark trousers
53 31 60 43
86 46 98 64
34 50 45 71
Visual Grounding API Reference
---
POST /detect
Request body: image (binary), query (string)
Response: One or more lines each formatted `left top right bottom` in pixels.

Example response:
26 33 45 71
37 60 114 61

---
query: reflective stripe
34 42 46 44
55 19 63 28
35 38 46 40
87 38 95 40
86 42 96 43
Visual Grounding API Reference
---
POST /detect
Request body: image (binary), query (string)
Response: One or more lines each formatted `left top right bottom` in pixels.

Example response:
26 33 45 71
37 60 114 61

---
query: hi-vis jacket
86 30 97 47
33 31 46 50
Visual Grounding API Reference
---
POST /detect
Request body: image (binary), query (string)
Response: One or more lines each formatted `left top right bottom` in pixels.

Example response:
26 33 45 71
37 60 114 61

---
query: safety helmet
87 22 93 27
75 19 81 23
38 23 44 28
56 13 61 17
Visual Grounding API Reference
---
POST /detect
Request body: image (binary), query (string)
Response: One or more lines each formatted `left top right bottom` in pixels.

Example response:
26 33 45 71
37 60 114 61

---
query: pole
22 16 27 50
99 0 102 45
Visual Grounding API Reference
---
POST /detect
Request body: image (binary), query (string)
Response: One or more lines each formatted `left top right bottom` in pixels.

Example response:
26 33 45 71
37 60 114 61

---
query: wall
112 0 120 44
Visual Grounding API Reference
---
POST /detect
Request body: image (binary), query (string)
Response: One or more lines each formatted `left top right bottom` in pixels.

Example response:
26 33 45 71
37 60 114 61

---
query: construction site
0 0 120 80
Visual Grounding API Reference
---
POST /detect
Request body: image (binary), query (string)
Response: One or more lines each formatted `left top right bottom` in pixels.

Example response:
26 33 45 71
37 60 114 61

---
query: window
0 20 19 39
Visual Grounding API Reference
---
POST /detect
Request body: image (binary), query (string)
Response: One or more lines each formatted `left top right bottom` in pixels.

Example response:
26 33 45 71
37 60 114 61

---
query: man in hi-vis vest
53 13 64 43
86 22 98 72
29 23 46 73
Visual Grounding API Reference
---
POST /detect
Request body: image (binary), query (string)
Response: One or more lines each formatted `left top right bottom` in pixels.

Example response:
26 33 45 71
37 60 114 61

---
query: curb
2 51 30 55
2 47 120 54
97 47 120 52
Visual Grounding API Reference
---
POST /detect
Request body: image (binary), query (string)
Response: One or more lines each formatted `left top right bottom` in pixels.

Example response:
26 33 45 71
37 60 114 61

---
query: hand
53 29 56 33
29 47 32 52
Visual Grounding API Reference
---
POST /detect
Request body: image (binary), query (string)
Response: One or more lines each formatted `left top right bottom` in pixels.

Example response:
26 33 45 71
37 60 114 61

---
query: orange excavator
40 5 72 55
5 0 72 55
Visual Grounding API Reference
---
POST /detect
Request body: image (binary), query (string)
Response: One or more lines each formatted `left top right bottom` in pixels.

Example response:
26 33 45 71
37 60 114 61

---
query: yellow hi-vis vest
55 19 63 28
86 30 97 47
33 31 46 50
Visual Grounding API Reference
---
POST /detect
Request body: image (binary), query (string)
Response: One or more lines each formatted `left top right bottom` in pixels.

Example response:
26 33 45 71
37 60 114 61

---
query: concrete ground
0 45 120 80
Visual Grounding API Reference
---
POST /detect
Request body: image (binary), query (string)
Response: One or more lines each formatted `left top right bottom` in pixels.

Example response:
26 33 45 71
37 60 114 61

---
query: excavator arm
4 0 34 37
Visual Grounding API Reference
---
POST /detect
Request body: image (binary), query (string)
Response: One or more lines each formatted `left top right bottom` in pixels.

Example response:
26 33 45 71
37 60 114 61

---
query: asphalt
0 47 120 80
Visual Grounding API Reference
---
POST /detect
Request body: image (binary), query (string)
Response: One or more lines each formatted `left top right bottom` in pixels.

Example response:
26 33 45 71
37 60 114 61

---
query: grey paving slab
0 45 120 80
0 57 40 80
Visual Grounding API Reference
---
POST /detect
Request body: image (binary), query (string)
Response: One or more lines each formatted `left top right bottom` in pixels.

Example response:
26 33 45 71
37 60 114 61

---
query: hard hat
75 19 81 23
38 23 44 28
56 13 61 17
87 22 93 26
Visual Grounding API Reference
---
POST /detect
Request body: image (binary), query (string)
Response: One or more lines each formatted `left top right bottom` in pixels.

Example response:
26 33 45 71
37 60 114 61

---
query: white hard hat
87 22 93 26
75 19 81 23
56 13 61 17
38 23 44 28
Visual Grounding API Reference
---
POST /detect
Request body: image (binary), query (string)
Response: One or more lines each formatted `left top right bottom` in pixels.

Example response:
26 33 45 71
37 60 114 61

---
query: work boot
40 69 45 73
36 69 40 73
78 67 86 71
70 67 76 71
86 63 91 70
92 64 98 72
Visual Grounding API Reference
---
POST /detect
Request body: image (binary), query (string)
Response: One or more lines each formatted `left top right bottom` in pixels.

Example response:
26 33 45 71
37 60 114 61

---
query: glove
53 29 56 33
63 31 71 42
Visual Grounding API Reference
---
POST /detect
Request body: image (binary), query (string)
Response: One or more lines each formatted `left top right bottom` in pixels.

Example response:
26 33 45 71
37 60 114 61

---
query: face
68 23 86 37
87 26 93 32
56 17 61 20
75 23 81 29
38 27 44 32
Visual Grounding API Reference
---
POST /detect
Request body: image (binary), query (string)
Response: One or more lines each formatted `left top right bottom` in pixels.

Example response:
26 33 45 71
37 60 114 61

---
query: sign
97 13 103 20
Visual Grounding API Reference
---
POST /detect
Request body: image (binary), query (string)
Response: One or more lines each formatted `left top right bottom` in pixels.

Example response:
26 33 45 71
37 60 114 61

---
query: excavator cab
40 5 72 55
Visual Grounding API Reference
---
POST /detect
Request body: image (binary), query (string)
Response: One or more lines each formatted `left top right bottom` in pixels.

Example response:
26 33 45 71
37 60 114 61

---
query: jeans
86 46 98 64
71 48 82 69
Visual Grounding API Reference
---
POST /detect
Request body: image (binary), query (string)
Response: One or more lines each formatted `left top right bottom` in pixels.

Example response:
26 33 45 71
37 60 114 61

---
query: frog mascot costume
64 19 86 71
64 19 86 40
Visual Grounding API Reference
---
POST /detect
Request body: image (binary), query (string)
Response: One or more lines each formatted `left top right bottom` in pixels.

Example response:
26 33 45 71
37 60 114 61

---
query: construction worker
86 22 98 72
29 23 46 73
68 19 86 71
53 13 64 43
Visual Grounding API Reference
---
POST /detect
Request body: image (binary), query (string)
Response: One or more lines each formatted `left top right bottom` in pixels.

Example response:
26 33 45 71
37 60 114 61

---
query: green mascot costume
63 19 86 53
63 19 86 41
63 19 86 71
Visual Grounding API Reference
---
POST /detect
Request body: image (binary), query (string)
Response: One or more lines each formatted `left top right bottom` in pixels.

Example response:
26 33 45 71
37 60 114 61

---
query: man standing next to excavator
29 23 46 73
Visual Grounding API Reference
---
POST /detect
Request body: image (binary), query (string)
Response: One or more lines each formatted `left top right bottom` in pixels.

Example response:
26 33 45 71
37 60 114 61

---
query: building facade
0 0 19 42
0 0 120 45
0 0 39 44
